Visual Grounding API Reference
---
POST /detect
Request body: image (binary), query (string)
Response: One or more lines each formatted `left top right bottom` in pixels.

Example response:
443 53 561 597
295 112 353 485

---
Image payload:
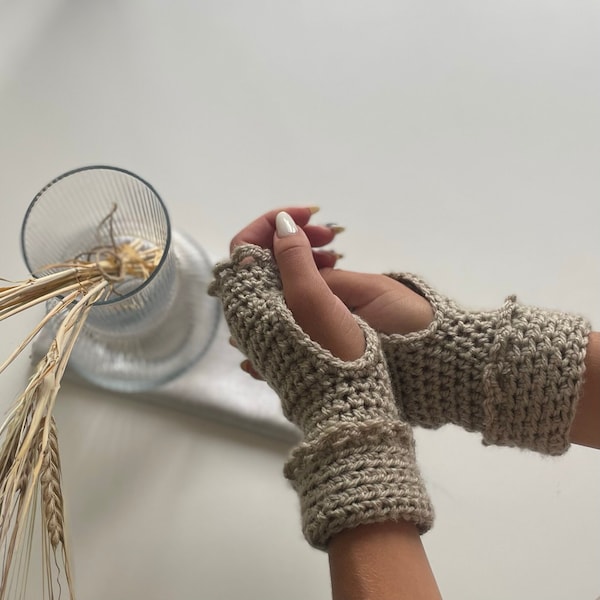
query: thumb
273 211 364 361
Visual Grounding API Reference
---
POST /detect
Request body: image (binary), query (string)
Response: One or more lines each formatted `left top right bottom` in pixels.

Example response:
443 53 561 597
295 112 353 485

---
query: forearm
328 521 442 600
570 332 600 449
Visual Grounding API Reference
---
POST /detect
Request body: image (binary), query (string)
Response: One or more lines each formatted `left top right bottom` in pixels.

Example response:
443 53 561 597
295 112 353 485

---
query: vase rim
20 165 173 307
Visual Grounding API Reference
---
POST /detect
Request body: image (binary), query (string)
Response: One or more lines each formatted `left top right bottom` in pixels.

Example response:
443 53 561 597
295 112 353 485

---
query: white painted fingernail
276 211 298 237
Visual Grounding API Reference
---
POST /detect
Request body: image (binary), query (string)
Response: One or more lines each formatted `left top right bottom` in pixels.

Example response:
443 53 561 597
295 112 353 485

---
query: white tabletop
0 2 599 599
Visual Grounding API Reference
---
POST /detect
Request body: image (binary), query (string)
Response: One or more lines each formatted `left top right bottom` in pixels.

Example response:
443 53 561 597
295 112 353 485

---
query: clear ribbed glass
21 166 220 392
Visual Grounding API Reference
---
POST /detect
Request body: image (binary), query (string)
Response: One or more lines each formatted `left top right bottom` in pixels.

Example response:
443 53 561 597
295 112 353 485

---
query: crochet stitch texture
382 273 591 455
209 245 434 549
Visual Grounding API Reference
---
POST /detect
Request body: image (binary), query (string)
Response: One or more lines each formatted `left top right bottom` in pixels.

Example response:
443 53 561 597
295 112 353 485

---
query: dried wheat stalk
0 211 162 599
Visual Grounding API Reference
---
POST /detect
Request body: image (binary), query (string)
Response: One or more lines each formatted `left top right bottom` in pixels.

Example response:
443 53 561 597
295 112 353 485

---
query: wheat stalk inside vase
0 209 162 599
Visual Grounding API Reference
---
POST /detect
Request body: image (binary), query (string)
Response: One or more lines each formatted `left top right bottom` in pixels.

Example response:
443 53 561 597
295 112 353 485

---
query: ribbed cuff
284 419 434 550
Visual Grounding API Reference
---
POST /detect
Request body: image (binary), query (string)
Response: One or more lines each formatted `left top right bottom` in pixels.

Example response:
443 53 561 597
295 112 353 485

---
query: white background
0 1 599 598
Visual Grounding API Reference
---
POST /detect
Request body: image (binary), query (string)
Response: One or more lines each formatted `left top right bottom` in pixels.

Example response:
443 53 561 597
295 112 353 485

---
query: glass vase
21 165 220 392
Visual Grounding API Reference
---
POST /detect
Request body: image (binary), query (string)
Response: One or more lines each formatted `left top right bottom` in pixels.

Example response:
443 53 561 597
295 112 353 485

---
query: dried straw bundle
0 223 162 599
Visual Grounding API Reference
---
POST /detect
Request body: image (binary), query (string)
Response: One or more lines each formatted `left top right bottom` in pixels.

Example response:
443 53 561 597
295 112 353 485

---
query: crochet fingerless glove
208 245 434 549
382 273 591 455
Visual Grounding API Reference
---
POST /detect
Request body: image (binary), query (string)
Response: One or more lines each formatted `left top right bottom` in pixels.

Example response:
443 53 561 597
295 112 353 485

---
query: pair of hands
229 207 433 372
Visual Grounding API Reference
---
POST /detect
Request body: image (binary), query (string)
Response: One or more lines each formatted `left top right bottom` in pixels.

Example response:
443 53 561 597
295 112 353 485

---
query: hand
320 269 434 336
228 207 365 362
230 207 434 377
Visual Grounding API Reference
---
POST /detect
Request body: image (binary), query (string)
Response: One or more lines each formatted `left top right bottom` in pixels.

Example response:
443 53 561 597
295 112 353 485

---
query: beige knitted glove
381 273 591 455
208 245 434 550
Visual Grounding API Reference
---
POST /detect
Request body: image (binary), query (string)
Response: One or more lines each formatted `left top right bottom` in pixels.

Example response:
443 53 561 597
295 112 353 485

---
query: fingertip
303 224 336 247
275 211 299 238
272 213 324 297
313 250 342 270
273 211 313 253
241 360 264 380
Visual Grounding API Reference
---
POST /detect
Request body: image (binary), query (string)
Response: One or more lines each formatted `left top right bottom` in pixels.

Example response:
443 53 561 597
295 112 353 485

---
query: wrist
569 331 600 449
329 521 442 600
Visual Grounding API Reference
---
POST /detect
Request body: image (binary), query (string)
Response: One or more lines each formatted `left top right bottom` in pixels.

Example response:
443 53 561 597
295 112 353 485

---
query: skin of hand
230 206 364 361
228 207 442 600
319 268 434 335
